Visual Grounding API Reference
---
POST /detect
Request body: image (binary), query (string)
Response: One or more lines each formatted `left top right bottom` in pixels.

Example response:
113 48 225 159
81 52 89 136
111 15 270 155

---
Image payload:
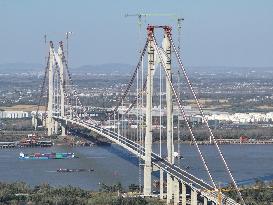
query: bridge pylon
143 26 155 196
58 42 66 136
43 41 68 136
163 27 176 204
143 26 178 202
46 41 56 136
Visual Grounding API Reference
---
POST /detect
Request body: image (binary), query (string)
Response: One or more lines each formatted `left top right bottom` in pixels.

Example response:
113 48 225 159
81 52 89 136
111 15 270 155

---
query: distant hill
0 63 43 73
186 66 273 73
0 62 272 75
71 63 134 75
0 63 134 75
72 64 273 75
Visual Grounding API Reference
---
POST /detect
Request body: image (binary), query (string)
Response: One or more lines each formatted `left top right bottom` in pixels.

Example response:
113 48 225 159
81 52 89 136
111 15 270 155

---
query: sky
0 0 272 68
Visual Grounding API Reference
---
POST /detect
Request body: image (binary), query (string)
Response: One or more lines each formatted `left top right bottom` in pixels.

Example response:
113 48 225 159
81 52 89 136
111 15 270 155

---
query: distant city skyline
0 0 272 68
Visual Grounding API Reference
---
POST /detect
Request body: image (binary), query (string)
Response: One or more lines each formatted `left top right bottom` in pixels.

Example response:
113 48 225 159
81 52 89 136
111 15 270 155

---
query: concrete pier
160 168 164 200
191 189 197 205
181 182 187 205
173 179 180 204
204 197 208 205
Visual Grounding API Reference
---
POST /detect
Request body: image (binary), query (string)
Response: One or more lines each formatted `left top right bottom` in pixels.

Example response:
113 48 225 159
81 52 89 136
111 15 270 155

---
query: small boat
174 152 184 159
57 168 94 173
177 155 184 159
57 168 75 173
19 152 76 160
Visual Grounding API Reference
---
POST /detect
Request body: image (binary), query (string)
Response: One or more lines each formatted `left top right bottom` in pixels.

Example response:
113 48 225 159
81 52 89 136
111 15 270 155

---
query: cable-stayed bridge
33 25 244 205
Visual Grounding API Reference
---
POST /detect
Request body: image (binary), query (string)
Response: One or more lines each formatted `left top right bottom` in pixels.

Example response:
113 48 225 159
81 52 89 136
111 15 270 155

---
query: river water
0 144 272 190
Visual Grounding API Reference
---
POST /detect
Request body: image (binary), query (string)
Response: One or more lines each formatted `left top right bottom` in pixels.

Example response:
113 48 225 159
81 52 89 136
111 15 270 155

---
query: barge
19 152 76 160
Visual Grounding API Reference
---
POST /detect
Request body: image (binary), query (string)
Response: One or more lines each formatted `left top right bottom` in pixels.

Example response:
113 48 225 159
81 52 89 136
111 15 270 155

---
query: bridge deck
54 116 240 205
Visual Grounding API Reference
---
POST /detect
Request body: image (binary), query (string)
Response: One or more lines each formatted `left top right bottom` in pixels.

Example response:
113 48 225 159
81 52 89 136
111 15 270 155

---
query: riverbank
0 133 94 148
0 182 164 205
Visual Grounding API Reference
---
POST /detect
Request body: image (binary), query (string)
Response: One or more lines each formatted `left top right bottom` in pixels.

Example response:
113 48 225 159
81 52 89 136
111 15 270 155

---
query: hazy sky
0 0 272 68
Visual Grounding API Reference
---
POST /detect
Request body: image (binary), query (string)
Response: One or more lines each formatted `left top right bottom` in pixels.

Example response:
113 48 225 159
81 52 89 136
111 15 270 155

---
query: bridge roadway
54 116 240 205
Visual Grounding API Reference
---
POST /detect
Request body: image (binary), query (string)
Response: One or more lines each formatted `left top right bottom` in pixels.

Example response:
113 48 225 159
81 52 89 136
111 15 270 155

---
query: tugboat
19 152 76 160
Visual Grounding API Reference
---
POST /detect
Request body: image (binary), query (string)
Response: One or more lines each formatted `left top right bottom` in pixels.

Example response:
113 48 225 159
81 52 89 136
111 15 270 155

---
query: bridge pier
191 189 198 205
167 175 174 204
54 121 59 134
32 114 37 130
143 165 152 196
160 168 164 200
181 182 187 205
42 117 46 127
203 197 208 205
173 179 180 205
61 125 66 136
46 115 55 136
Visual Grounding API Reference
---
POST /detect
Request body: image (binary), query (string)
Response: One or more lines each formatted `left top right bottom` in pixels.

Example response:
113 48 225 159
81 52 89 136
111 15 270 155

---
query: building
0 111 30 119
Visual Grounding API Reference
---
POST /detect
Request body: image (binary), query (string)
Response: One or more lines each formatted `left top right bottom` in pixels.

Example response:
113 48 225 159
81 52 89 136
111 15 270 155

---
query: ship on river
19 152 76 160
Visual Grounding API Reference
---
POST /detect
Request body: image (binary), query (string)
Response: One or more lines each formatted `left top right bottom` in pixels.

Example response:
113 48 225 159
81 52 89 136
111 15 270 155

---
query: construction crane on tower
124 13 184 53
177 17 184 53
124 13 179 24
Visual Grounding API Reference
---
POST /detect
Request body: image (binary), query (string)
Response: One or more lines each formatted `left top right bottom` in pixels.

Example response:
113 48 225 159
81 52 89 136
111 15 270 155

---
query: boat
174 151 184 159
19 152 76 160
57 168 94 173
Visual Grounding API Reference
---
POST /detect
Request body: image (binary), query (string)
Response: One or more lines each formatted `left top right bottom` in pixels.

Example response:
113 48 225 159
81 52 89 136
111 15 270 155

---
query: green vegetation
0 181 273 204
0 182 164 205
225 180 273 205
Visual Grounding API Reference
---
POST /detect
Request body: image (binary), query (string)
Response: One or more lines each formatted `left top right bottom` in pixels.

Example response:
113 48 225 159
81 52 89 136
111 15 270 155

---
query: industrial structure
34 25 245 205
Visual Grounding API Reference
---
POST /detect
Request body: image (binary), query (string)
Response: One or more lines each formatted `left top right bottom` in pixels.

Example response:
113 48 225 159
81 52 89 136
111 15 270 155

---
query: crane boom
124 13 180 27
125 13 177 18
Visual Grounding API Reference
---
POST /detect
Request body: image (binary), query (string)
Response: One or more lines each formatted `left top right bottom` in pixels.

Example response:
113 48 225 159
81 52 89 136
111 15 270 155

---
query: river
0 144 272 190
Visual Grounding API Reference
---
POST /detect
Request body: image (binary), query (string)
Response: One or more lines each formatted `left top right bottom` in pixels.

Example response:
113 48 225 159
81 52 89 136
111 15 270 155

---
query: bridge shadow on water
70 129 140 167
70 129 163 179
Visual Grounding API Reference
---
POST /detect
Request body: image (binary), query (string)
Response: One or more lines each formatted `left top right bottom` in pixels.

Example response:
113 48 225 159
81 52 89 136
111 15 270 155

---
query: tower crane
65 32 73 66
177 17 184 53
125 13 179 22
